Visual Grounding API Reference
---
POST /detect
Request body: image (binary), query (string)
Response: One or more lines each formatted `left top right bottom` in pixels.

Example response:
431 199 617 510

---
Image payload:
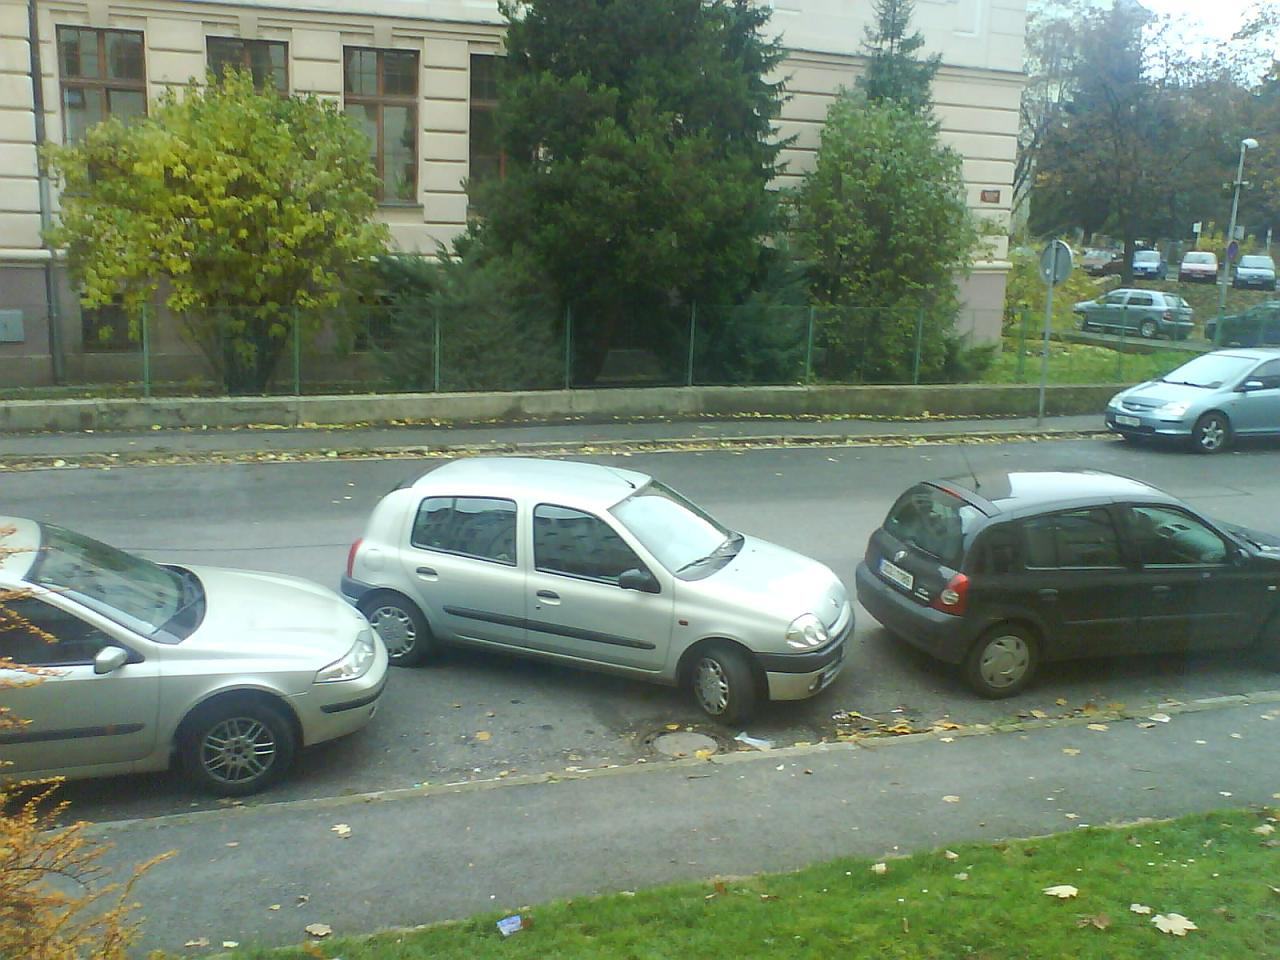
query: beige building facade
0 0 1025 387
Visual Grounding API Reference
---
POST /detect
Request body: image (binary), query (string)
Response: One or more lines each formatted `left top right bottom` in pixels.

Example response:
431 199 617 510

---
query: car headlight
785 613 829 650
1156 400 1191 418
316 628 376 683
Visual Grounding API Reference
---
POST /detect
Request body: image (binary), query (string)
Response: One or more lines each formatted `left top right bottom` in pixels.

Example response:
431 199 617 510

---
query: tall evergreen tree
858 0 940 119
470 0 787 381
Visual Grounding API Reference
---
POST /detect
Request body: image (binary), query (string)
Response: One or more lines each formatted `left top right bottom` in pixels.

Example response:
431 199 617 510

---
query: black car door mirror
618 568 660 594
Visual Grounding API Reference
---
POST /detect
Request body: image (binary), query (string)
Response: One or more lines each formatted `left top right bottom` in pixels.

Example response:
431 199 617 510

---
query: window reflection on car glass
0 596 113 666
534 504 641 583
410 496 516 565
1127 506 1227 566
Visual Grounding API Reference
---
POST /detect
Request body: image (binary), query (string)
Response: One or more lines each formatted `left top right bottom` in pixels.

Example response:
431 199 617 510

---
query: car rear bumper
340 574 375 606
855 562 973 664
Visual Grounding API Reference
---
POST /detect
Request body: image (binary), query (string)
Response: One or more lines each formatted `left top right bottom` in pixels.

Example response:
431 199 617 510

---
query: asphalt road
7 435 1280 822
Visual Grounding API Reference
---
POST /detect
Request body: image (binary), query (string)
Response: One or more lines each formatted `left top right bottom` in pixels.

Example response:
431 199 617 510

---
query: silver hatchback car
342 458 851 723
1 519 388 795
1105 348 1280 453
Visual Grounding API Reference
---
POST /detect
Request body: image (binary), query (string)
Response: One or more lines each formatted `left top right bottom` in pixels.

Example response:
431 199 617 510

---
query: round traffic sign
1039 240 1073 287
1227 240 1240 263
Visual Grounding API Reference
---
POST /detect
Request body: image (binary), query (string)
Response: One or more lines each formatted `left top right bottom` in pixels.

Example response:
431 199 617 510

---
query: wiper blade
675 533 743 573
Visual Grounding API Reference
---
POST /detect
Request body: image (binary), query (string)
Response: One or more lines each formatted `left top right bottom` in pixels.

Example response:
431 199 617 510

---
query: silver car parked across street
0 518 388 795
342 457 852 723
1105 348 1280 453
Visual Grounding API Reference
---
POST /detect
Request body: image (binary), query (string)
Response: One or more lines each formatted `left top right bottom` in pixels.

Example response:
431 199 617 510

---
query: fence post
432 314 442 393
292 307 301 397
141 304 152 398
687 301 696 387
1016 306 1028 381
804 307 815 383
564 304 573 391
912 306 925 385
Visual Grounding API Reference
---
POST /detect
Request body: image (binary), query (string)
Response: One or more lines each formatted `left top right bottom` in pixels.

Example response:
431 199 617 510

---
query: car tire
1139 318 1157 339
689 644 757 724
1191 412 1231 455
360 591 435 667
179 697 297 797
963 624 1039 699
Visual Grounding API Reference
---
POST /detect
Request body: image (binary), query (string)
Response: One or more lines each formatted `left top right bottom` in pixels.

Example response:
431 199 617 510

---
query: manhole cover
651 731 719 758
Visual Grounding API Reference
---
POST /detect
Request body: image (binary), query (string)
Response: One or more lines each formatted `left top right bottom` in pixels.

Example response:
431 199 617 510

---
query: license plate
879 558 914 591
1115 415 1141 427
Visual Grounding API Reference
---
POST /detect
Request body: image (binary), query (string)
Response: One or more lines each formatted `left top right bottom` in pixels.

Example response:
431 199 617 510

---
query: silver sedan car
1105 348 1280 453
0 518 388 795
342 458 851 723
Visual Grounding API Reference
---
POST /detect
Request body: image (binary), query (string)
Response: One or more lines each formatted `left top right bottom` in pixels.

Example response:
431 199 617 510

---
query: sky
1137 1 1249 41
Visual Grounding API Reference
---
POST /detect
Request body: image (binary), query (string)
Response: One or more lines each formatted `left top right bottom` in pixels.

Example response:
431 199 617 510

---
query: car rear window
1240 256 1275 269
883 484 983 567
1183 252 1214 264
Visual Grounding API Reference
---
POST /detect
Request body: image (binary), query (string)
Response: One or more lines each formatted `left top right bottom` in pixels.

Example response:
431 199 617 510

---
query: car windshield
1183 253 1214 264
28 522 194 637
611 481 737 575
884 484 982 567
1134 251 1159 262
1158 353 1257 389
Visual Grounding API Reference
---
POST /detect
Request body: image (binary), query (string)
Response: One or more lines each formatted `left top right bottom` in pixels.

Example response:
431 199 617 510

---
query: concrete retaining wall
0 383 1121 433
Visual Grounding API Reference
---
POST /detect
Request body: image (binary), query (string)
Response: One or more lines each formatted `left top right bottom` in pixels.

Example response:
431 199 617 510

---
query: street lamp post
1216 137 1259 326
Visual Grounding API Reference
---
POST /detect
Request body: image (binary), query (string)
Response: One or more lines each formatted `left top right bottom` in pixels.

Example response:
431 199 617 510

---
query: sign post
1037 240 1073 426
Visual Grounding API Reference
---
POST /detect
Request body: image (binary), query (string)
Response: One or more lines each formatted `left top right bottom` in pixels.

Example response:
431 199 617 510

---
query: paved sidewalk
0 413 1107 466
93 693 1280 956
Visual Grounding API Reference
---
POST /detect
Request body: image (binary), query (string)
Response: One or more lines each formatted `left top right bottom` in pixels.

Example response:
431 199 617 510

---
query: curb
0 427 1112 472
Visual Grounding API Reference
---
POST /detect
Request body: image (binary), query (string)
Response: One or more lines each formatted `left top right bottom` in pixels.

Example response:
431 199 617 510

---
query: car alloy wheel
1192 413 1230 454
1139 318 1157 339
180 699 297 796
361 592 432 666
201 716 278 786
690 645 756 724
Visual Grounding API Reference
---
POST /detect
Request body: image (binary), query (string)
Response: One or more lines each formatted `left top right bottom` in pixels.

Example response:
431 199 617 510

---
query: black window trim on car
408 495 518 567
531 502 652 588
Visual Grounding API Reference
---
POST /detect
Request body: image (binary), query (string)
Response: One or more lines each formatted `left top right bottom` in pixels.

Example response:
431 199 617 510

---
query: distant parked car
855 470 1280 698
1105 347 1280 453
1178 251 1219 283
1205 301 1280 347
1081 248 1122 276
342 458 851 722
1132 249 1167 279
0 519 388 795
1233 254 1278 290
1073 288 1193 339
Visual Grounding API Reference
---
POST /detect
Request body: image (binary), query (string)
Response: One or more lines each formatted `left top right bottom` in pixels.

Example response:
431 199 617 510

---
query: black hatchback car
855 471 1280 698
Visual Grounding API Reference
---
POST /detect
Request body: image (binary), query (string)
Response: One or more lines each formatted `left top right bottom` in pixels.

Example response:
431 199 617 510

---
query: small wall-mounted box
0 310 25 343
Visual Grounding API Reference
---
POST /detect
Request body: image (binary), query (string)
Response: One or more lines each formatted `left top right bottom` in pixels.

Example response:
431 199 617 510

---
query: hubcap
978 635 1029 689
369 605 416 658
1198 420 1225 451
201 717 276 784
694 657 730 714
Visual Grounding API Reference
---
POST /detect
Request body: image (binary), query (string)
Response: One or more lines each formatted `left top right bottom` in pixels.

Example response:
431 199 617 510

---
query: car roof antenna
958 445 980 491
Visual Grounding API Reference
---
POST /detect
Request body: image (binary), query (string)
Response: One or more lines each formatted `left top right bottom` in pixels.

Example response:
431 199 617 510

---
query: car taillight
346 538 362 578
931 573 969 615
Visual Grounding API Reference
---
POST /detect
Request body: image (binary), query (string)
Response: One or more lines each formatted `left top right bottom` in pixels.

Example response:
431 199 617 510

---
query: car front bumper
855 562 975 665
1236 275 1276 288
293 644 389 746
758 608 852 702
1104 404 1195 438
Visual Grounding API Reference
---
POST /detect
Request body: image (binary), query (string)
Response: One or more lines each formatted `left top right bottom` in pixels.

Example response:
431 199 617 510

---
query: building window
343 47 418 204
208 37 288 93
56 27 147 141
469 54 505 185
81 303 134 352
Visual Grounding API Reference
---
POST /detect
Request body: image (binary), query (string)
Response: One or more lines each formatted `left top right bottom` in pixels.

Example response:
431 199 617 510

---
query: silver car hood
179 565 365 661
1115 381 1206 407
688 536 848 627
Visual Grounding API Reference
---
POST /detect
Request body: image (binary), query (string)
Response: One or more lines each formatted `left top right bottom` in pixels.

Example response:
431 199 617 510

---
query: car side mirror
94 645 130 675
618 568 660 594
1240 379 1265 392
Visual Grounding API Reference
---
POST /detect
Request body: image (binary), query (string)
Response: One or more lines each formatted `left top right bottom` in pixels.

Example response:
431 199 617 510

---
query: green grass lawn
233 809 1280 960
984 339 1186 386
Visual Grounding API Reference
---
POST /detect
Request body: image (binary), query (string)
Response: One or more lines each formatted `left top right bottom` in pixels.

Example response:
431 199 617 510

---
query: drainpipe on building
28 0 64 384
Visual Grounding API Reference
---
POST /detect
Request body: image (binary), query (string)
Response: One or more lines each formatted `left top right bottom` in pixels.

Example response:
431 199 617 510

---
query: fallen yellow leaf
1043 884 1079 899
475 731 491 742
1153 913 1197 936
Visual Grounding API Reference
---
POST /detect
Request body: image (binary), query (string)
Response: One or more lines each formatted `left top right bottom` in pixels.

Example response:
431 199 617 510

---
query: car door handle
1151 584 1172 595
1037 588 1058 601
416 566 438 580
535 589 560 602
